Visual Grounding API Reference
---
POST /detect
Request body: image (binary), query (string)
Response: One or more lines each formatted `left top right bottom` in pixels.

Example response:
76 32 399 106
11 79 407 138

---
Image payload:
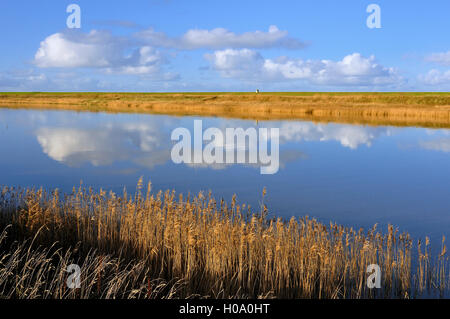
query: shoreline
1 92 450 128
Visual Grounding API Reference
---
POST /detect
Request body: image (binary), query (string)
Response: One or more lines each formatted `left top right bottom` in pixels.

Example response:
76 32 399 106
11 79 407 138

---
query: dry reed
1 92 450 129
0 181 449 299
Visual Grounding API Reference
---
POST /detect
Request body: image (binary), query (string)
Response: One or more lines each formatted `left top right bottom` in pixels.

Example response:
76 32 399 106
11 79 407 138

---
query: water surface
1 108 449 245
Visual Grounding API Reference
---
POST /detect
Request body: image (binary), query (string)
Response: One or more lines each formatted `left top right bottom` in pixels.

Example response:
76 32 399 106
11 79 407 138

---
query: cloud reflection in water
35 117 395 172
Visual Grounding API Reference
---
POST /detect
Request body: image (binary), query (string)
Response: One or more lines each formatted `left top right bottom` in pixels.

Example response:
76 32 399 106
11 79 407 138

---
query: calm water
1 108 449 245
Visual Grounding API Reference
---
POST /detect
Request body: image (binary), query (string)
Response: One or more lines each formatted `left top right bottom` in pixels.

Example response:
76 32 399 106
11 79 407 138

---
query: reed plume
0 183 448 299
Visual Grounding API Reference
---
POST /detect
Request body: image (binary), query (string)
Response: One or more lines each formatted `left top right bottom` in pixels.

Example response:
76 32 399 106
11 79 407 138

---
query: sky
0 0 449 92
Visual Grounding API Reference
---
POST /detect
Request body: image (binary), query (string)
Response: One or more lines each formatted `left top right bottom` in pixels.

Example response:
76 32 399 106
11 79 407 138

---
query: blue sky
0 0 449 92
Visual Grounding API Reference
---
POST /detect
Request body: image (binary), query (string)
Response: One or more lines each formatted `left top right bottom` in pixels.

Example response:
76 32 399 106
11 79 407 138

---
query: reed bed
0 181 449 299
1 92 450 128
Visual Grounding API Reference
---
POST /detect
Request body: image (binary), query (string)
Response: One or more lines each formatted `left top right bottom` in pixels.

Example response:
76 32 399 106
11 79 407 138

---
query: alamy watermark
66 4 81 29
66 264 81 289
170 120 280 174
366 4 381 29
366 264 381 289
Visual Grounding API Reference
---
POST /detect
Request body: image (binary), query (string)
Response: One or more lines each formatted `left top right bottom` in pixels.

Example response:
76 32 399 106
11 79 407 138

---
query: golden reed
1 92 450 128
0 180 448 299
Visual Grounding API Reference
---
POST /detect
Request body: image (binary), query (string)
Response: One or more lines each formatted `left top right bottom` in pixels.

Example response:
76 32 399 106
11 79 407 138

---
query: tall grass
0 181 449 299
1 92 450 129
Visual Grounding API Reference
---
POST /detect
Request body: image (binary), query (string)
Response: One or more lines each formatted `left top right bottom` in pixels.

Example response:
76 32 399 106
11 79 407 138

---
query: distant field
1 92 450 128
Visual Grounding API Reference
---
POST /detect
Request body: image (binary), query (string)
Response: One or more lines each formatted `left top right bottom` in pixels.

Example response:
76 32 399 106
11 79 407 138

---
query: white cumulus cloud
34 30 173 77
206 49 400 86
205 49 265 78
137 25 306 50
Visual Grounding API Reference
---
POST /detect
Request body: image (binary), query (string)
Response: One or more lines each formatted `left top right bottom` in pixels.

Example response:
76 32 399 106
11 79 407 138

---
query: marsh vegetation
1 92 450 128
0 181 448 299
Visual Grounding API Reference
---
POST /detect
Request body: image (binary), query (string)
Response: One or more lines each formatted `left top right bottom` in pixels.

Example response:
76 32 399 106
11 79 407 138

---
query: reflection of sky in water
33 116 391 168
36 123 170 168
1 108 450 246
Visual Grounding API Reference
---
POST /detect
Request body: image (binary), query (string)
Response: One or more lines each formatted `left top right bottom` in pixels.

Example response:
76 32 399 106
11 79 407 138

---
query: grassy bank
1 92 450 128
0 181 448 299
